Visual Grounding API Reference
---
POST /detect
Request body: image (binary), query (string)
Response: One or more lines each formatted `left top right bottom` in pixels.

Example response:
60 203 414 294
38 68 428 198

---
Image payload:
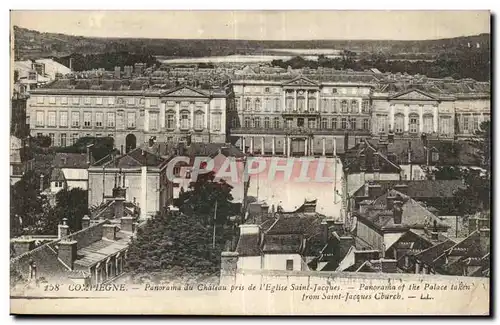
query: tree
174 171 237 226
10 171 55 237
125 210 221 282
52 188 89 233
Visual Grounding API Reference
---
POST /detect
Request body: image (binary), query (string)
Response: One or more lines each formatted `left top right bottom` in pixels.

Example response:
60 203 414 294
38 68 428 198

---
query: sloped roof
359 189 447 230
94 148 165 168
52 153 89 169
352 180 466 199
50 168 66 182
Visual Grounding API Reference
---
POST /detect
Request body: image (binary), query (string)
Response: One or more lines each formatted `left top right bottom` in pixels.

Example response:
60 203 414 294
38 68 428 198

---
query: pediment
391 89 437 101
162 87 207 98
283 76 318 87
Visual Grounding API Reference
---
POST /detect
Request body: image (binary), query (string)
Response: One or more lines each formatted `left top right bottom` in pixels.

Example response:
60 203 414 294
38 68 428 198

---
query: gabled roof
50 168 66 182
93 148 165 168
389 88 438 101
160 85 209 97
52 153 89 169
358 189 447 230
282 75 318 86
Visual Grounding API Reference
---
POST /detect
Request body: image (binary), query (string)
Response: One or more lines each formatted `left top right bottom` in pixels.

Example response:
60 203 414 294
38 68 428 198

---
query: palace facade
26 79 227 152
228 71 490 156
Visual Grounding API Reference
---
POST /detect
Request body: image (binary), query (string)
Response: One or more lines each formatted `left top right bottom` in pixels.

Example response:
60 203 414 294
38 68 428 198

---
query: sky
11 10 490 41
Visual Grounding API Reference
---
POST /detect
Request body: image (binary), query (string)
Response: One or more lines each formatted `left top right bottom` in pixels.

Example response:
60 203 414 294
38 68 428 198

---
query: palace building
26 79 227 152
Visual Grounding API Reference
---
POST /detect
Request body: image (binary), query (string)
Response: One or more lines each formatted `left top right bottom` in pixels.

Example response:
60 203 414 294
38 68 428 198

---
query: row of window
35 96 160 107
376 114 452 135
239 86 370 96
34 110 221 131
36 132 114 147
238 97 370 113
460 114 490 133
238 116 370 130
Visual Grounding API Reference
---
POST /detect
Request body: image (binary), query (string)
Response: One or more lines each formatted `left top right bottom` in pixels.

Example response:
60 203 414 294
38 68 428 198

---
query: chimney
58 239 78 270
58 218 70 239
121 216 134 233
354 250 380 264
393 184 408 195
321 221 329 243
303 200 317 213
479 228 490 254
239 224 260 236
12 238 36 257
393 200 403 225
81 215 90 229
358 200 371 214
386 192 398 210
40 174 44 192
220 251 239 278
120 145 124 155
69 57 73 71
380 259 398 273
102 224 117 241
86 145 93 165
367 183 382 198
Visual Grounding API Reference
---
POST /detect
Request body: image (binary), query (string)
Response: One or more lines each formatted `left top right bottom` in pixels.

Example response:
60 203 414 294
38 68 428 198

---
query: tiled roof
94 148 165 168
352 180 466 199
359 189 447 230
52 153 89 169
74 236 129 268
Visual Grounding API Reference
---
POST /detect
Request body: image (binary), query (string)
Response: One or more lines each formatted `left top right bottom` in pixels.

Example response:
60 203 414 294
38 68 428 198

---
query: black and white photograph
9 10 491 315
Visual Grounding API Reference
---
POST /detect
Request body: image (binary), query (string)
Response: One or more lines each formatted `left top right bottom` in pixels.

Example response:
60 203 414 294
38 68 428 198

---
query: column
239 136 243 150
310 137 314 156
283 136 287 157
282 90 286 112
272 137 276 155
287 137 291 157
419 105 424 133
389 104 395 130
144 109 149 132
316 91 320 111
304 137 308 156
433 105 439 133
190 104 195 130
333 137 337 157
204 102 209 129
250 137 254 154
242 137 246 153
404 110 409 132
160 102 166 129
175 102 180 129
261 137 265 155
294 90 297 111
322 138 326 156
305 91 309 112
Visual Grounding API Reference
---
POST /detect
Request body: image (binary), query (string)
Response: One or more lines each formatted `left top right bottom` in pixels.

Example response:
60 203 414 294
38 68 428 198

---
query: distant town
10 26 490 291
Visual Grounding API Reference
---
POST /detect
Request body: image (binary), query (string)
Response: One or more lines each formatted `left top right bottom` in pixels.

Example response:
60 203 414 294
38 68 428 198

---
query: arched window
409 113 419 133
362 100 370 113
231 116 239 128
341 118 347 129
308 95 316 112
253 117 261 128
321 117 328 129
254 99 261 111
264 117 270 129
274 98 280 112
331 118 337 129
264 98 271 112
245 98 251 111
244 117 251 128
194 111 204 130
394 114 404 133
273 117 280 129
341 100 348 113
351 100 358 113
423 114 433 133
